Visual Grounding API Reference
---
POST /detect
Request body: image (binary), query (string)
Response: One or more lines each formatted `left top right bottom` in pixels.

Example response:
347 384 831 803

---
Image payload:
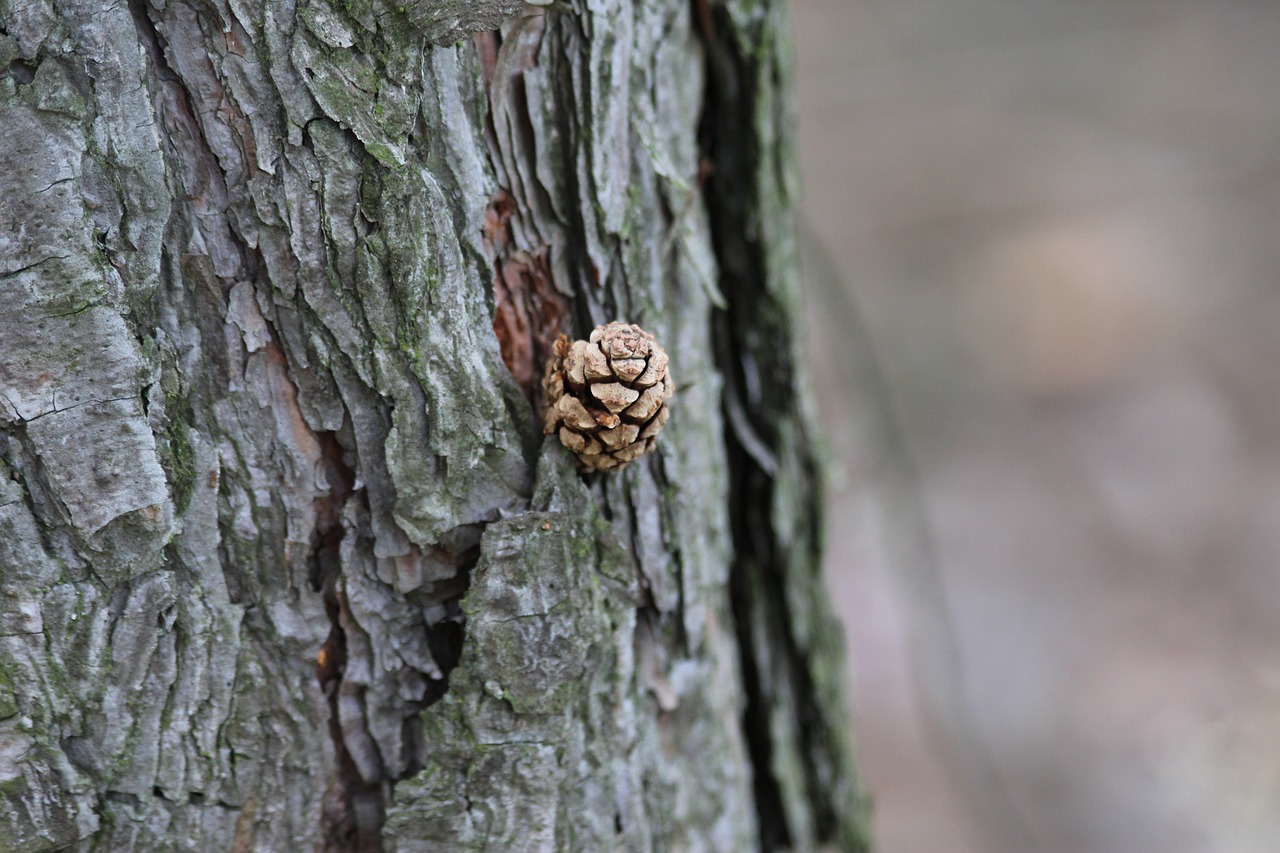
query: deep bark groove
311 430 378 852
698 1 871 849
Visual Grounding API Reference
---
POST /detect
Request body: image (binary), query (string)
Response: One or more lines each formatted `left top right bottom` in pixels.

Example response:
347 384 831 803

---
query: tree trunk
0 0 866 850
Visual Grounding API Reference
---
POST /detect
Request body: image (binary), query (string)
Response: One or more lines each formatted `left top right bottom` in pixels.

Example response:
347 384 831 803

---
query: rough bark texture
0 0 867 850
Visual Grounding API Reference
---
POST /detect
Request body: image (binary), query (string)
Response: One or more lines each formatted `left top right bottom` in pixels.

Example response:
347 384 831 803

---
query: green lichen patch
162 409 198 517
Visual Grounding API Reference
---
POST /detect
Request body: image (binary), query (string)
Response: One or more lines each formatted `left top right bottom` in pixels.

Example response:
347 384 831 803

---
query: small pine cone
542 321 674 472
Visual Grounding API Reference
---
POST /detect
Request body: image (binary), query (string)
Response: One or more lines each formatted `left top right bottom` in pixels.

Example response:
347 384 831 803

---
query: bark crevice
697 1 870 849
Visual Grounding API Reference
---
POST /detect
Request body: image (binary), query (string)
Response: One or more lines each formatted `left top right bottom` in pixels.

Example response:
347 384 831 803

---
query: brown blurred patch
473 30 499 89
959 216 1185 396
486 190 570 404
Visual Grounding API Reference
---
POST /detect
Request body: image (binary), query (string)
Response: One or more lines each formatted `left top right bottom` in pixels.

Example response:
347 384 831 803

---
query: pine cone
542 322 674 472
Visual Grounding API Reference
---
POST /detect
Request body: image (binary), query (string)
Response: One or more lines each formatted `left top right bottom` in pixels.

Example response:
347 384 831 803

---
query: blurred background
791 1 1280 851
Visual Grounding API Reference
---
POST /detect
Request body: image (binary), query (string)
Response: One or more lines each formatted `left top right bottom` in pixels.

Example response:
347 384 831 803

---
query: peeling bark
0 0 867 850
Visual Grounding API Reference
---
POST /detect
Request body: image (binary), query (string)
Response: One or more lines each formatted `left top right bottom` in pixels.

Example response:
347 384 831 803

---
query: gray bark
0 0 866 850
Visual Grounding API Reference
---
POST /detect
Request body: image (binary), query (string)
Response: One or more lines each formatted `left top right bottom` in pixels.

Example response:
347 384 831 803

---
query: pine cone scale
590 382 640 413
624 385 664 421
638 405 669 440
634 349 668 388
612 358 647 381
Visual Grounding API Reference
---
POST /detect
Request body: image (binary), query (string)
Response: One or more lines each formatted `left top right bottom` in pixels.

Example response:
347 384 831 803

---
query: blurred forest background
792 1 1280 851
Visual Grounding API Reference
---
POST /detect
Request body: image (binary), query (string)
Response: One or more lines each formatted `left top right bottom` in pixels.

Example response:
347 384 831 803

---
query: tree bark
0 0 867 850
